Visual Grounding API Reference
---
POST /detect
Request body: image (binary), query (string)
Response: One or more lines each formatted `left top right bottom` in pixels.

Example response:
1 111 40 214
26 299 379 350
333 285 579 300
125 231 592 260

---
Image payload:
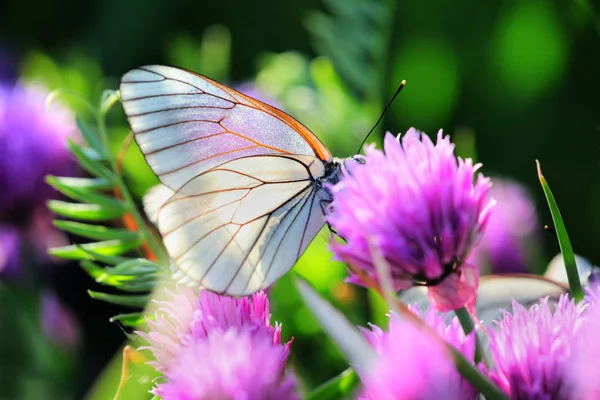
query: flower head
140 286 286 373
155 329 298 400
328 129 493 309
567 288 600 399
469 179 538 274
0 84 76 223
487 295 585 399
359 306 478 400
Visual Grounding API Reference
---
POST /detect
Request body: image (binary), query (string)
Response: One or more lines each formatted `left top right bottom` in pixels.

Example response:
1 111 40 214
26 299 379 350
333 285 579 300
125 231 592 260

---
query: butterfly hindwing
156 155 328 295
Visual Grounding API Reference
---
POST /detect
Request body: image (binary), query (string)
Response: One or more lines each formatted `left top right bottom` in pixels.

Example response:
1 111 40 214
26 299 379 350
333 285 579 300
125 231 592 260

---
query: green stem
455 306 485 364
451 348 509 400
305 368 359 400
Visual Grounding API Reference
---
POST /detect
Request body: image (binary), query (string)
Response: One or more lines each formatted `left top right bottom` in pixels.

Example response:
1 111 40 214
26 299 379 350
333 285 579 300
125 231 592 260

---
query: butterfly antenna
357 80 406 154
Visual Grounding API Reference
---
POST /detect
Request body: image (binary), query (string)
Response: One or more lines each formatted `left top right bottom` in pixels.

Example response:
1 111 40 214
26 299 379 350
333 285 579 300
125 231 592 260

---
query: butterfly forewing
120 65 331 191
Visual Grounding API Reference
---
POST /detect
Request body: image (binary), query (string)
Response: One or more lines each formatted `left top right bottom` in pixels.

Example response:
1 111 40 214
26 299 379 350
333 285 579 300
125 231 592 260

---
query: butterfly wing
120 65 335 295
399 274 568 326
157 155 327 295
120 65 332 191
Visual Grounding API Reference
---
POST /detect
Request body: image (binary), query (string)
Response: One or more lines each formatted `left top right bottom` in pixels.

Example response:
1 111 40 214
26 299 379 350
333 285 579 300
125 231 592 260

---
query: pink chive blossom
138 286 287 373
358 306 479 400
567 288 600 399
155 329 298 400
487 295 586 399
327 129 494 311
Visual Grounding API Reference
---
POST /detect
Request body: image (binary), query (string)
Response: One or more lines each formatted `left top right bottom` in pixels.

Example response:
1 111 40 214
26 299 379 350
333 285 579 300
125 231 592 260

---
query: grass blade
536 160 583 302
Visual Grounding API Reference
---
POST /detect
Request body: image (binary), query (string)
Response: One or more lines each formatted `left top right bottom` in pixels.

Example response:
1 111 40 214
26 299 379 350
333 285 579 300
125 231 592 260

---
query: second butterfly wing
120 65 333 295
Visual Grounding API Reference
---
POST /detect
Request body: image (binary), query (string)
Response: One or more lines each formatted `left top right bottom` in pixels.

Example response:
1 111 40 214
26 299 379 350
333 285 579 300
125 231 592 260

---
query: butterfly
120 65 359 296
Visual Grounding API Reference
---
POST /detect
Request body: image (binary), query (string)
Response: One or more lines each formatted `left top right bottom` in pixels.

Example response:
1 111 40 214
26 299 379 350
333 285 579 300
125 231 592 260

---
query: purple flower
469 179 539 274
40 289 80 350
0 226 21 276
0 83 76 223
359 306 478 399
139 286 287 373
487 295 585 399
155 329 298 400
568 289 600 399
327 129 494 310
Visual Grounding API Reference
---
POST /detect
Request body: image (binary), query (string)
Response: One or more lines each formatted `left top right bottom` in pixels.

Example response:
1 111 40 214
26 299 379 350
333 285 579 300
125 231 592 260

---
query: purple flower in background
487 295 585 399
469 179 539 274
0 83 76 223
155 329 298 400
140 286 288 373
0 226 21 276
359 306 478 399
0 83 75 278
40 289 80 350
327 129 494 311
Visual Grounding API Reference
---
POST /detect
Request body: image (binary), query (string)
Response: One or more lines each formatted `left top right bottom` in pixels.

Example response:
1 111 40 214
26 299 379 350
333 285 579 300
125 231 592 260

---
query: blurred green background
1 0 600 398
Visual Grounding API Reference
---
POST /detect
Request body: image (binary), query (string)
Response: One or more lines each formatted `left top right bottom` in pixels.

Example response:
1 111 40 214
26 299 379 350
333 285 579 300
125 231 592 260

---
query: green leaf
76 118 107 158
53 220 140 242
536 161 584 302
48 238 142 260
68 139 114 180
117 280 157 293
48 176 114 191
78 247 133 265
81 260 157 288
47 175 126 210
48 200 126 221
305 368 359 400
109 312 147 328
88 291 148 308
111 258 161 275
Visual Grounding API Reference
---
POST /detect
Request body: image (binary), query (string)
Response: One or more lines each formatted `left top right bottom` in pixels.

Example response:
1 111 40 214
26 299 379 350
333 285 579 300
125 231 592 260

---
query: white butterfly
120 65 357 296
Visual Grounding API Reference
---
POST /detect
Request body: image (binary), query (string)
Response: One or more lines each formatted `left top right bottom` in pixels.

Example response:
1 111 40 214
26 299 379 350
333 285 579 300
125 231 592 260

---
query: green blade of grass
536 160 583 302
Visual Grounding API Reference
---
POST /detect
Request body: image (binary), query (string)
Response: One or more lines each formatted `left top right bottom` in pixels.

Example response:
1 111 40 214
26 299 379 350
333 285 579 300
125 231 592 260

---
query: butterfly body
120 65 355 296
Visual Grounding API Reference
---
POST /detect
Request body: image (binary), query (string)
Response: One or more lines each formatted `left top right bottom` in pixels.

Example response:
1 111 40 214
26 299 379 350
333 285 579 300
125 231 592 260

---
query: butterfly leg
318 199 340 237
